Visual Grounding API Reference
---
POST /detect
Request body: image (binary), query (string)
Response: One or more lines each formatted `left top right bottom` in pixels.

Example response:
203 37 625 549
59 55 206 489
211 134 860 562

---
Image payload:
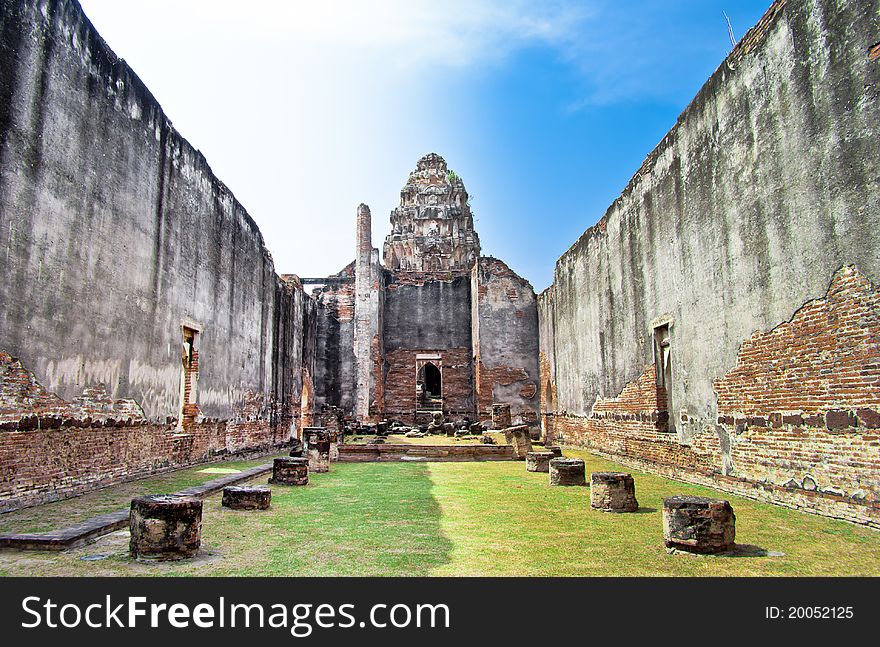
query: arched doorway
417 361 442 411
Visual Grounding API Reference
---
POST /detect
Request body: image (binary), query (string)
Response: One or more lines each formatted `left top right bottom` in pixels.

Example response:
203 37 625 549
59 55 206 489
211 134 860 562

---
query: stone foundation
338 443 515 462
221 486 271 510
549 458 586 486
129 495 202 560
268 457 309 486
590 472 638 512
526 452 553 473
663 495 735 554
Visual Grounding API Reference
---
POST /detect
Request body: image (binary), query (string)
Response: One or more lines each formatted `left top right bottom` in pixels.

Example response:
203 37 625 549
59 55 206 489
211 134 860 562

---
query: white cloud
78 0 591 278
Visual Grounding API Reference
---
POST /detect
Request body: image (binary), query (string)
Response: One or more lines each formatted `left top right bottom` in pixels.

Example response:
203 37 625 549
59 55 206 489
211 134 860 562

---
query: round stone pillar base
549 458 586 486
526 451 554 473
663 495 736 554
590 472 638 512
129 495 202 560
222 485 271 510
269 457 309 486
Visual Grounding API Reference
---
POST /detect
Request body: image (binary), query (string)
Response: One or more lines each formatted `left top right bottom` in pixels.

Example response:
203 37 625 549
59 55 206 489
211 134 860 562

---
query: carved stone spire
383 153 481 273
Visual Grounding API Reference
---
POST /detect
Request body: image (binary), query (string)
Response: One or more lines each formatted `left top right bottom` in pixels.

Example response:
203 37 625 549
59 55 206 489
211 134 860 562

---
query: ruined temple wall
313 264 356 414
0 0 312 509
0 0 310 422
471 257 539 423
382 274 474 419
544 0 880 526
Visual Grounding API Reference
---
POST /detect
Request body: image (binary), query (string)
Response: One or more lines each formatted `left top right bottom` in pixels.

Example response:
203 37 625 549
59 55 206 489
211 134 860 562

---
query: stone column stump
503 424 533 459
526 451 553 473
288 438 304 457
303 427 331 473
663 495 735 554
269 457 309 486
222 486 271 510
491 403 512 430
129 495 202 560
545 446 563 458
549 457 586 486
328 430 340 462
590 472 638 512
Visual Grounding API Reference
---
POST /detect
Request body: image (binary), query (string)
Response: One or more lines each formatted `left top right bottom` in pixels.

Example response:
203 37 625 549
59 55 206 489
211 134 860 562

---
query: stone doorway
416 357 443 412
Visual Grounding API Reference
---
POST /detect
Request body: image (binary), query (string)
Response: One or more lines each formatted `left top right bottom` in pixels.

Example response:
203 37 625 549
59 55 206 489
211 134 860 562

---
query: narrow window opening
654 323 673 433
179 326 199 429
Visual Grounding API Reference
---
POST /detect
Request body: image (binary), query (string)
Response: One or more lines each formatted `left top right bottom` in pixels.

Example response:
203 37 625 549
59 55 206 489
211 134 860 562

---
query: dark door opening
424 363 441 397
417 361 443 411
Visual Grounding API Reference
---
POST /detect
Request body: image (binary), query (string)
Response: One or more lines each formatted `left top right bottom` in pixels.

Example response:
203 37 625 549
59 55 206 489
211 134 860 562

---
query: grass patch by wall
0 449 877 576
0 454 287 535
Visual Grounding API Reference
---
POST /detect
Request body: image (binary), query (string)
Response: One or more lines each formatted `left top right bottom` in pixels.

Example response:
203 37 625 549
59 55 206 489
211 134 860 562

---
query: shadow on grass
257 462 454 576
723 544 778 558
632 507 658 514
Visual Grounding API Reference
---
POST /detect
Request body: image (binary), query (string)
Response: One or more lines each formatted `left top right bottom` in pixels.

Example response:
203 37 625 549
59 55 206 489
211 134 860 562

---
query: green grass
1 449 878 576
0 454 287 535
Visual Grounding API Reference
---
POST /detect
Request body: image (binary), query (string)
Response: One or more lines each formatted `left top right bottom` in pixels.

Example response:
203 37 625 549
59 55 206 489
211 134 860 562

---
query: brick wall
552 266 880 528
0 419 287 513
1 352 146 428
471 257 540 424
383 347 473 422
0 351 289 512
712 265 880 524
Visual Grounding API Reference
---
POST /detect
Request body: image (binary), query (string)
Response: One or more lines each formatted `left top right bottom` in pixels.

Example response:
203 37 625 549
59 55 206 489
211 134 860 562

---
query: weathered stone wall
537 286 558 442
541 0 880 526
472 257 539 423
0 0 311 509
313 264 356 413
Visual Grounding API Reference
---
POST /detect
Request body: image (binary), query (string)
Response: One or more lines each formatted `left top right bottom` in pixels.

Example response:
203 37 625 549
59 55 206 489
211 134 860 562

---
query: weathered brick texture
383 347 473 422
0 353 290 512
471 257 540 423
553 267 880 528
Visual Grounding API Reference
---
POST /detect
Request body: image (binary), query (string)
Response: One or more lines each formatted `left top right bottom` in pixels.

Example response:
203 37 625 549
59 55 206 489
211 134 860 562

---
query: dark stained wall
0 0 309 424
382 274 473 352
382 273 474 418
544 0 880 429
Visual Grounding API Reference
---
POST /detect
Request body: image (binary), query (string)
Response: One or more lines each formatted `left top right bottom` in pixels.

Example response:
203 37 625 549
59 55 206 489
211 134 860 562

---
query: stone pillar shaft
354 204 382 423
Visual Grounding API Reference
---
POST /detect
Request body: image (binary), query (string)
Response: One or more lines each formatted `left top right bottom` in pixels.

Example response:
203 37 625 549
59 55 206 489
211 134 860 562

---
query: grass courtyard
1 449 878 576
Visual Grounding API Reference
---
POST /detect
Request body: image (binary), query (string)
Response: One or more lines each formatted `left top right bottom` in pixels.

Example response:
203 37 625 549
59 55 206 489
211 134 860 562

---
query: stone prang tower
383 153 480 272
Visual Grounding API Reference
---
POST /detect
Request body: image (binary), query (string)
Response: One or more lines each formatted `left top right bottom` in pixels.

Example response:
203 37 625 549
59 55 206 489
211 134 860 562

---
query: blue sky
78 1 773 291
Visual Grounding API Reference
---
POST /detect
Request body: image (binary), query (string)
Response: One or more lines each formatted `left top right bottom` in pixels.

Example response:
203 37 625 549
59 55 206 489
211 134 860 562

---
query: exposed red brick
554 266 880 529
383 347 473 423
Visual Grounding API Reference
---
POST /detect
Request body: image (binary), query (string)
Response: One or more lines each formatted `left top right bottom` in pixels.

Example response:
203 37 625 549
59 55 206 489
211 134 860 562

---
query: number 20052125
765 606 853 620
